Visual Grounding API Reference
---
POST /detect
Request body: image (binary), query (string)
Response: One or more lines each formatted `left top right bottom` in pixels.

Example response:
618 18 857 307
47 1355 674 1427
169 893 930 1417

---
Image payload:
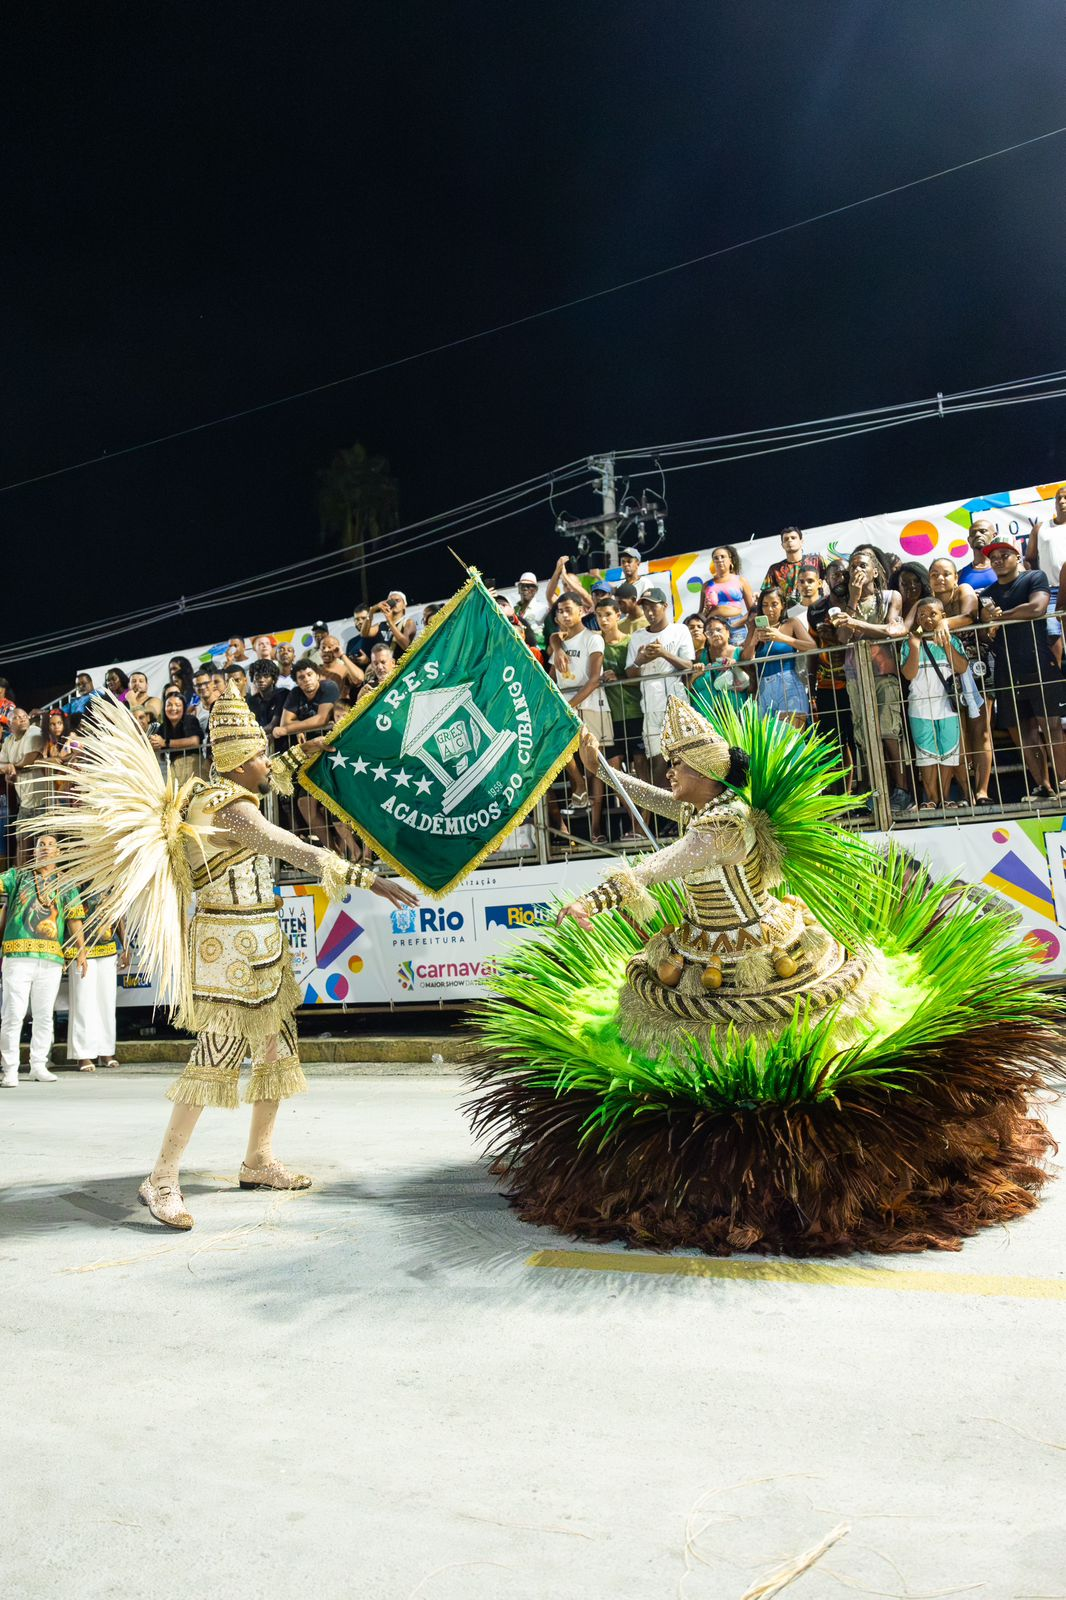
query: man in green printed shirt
0 834 87 1086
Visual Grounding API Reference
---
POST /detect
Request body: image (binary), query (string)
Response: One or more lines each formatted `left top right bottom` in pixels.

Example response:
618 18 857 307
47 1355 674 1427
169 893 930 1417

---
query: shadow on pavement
0 1171 247 1238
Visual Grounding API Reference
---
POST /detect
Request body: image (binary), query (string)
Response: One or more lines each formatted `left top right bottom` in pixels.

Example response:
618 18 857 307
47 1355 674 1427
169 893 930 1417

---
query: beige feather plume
20 695 211 1018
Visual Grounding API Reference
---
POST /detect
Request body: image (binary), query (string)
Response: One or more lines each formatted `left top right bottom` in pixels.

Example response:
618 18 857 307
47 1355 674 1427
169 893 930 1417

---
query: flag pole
596 753 659 848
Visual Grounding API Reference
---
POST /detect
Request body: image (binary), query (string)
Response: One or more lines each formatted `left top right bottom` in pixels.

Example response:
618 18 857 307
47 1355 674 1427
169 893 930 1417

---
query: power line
3 122 1064 498
6 368 1066 667
7 361 1063 657
0 468 592 657
615 366 1066 460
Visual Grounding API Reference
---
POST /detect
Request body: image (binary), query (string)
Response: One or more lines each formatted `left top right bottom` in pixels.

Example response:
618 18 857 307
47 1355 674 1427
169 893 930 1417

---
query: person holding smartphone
741 587 815 727
366 591 416 656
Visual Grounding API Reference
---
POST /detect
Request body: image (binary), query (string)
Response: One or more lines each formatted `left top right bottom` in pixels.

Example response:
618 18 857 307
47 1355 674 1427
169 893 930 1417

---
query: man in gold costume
31 685 417 1231
134 687 419 1228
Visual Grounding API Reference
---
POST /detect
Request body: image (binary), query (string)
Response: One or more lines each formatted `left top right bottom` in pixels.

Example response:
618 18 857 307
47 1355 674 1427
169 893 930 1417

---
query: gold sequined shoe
138 1177 194 1230
239 1159 312 1191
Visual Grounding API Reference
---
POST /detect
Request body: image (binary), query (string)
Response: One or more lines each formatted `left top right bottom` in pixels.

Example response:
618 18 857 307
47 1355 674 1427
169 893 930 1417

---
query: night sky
5 0 1066 700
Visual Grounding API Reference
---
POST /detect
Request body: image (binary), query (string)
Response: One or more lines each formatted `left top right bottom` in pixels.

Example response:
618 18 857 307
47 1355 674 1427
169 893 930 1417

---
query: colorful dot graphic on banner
992 829 1010 844
686 576 705 593
949 540 970 561
316 910 364 969
1024 929 1060 963
301 632 314 647
348 953 364 975
899 520 939 557
983 849 1056 920
325 973 349 1000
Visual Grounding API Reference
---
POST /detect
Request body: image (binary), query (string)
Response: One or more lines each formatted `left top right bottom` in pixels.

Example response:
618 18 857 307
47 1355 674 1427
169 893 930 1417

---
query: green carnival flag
299 572 581 894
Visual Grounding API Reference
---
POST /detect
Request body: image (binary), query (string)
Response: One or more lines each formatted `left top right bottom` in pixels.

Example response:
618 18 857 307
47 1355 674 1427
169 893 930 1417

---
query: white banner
83 814 1065 1014
274 856 607 1005
629 484 1063 625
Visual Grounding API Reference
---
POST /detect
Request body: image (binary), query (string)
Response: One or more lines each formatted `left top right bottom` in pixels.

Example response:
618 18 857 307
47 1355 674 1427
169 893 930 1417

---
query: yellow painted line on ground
527 1249 1066 1300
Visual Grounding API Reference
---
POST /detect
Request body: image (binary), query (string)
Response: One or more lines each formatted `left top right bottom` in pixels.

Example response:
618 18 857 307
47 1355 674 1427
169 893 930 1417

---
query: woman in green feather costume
467 698 1063 1256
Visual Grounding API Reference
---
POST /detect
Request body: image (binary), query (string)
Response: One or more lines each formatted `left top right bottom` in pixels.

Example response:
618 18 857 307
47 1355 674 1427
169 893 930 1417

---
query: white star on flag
414 776 432 795
327 750 348 768
372 762 390 781
393 768 411 788
351 756 368 774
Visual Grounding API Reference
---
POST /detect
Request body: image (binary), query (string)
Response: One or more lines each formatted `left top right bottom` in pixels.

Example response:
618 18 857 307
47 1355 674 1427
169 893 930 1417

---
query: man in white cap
624 587 695 785
618 547 659 605
306 621 329 666
515 571 549 644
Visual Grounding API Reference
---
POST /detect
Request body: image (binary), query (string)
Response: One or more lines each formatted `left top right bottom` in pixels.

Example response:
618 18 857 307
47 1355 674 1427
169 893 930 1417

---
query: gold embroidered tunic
589 773 869 1053
168 774 370 1108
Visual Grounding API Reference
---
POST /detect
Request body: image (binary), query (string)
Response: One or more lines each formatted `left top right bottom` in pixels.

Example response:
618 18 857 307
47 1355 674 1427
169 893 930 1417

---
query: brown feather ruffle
465 1018 1060 1257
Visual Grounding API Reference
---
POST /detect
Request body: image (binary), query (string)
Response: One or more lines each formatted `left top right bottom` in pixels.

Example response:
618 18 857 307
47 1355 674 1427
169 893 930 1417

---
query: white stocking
150 1102 203 1186
244 1099 280 1169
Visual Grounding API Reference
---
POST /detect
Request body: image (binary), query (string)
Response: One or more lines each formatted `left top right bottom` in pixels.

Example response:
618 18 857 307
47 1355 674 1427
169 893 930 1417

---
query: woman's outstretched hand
578 725 601 775
373 878 419 909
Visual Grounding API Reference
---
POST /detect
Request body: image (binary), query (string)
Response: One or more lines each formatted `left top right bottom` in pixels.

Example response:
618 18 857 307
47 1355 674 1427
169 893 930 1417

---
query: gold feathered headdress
660 697 731 781
209 685 266 772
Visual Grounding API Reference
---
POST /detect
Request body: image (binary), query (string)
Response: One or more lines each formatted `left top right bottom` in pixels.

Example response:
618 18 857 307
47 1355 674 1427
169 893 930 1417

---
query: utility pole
589 454 618 568
555 452 664 571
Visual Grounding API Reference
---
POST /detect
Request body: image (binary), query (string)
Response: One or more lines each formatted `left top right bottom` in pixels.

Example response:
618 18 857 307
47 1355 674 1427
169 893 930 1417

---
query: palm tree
316 441 400 605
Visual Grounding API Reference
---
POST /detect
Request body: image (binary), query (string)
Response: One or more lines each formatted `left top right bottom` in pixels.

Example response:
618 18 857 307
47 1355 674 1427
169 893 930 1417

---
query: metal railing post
851 641 894 832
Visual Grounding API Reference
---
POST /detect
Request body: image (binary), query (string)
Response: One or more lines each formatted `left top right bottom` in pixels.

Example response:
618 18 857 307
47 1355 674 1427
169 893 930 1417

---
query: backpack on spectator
919 640 961 712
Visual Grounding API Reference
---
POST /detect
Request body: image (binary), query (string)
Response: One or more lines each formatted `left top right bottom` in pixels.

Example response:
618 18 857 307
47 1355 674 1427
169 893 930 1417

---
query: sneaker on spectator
561 794 591 815
889 789 913 813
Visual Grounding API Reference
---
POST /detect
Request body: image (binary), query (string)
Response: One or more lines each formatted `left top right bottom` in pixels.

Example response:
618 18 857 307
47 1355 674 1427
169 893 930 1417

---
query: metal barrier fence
4 614 1065 875
261 614 1066 873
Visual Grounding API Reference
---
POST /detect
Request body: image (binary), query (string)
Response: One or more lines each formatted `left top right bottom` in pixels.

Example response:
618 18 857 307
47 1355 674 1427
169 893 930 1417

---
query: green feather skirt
467 712 1064 1256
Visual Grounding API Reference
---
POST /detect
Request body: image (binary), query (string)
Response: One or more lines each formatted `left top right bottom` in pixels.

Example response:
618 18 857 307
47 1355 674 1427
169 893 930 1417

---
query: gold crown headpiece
660 697 731 781
208 685 267 773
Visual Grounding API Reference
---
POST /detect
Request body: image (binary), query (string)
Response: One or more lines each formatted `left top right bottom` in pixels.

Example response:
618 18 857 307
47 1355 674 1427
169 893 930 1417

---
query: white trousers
0 957 63 1071
67 955 118 1059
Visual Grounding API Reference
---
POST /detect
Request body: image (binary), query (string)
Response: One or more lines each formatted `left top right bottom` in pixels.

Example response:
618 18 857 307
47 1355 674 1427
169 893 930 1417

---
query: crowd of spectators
4 493 1066 867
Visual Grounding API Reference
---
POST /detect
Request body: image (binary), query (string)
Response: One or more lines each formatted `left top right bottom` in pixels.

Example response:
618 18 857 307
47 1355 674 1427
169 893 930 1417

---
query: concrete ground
1 1071 1064 1600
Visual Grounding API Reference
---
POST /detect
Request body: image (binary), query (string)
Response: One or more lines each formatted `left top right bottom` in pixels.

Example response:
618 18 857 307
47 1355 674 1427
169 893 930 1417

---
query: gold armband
581 879 626 915
345 862 377 892
321 852 377 904
269 744 312 797
580 867 657 924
